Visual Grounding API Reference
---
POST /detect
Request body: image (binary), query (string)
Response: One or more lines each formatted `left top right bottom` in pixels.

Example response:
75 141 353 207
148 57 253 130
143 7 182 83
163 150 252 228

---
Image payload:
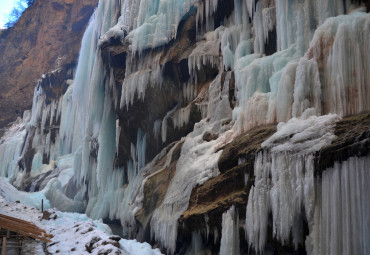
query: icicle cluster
307 156 370 255
246 114 340 252
220 205 240 255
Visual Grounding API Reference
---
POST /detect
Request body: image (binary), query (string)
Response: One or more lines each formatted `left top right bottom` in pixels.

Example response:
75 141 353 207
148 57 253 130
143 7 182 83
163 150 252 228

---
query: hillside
0 0 98 131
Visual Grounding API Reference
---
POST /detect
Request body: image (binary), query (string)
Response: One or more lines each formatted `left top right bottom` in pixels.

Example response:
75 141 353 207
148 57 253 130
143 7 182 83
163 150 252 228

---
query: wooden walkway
0 213 53 243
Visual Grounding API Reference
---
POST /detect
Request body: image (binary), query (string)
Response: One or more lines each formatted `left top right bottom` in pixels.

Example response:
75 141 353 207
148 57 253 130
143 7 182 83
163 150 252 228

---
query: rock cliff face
0 0 369 254
0 0 98 131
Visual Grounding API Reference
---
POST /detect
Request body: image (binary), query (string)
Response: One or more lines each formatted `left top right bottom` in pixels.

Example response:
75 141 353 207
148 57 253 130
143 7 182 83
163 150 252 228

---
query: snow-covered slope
0 178 162 255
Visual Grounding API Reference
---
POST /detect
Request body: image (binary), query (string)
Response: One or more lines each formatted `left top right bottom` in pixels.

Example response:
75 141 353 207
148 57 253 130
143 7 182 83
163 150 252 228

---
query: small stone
109 235 121 242
41 211 52 220
202 131 218 142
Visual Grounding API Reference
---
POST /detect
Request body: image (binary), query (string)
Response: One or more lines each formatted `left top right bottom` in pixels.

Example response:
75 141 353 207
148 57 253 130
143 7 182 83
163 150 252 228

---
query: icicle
150 70 235 253
0 113 30 182
246 114 340 252
120 54 162 109
292 57 321 118
153 119 161 141
220 205 240 255
307 156 370 255
172 105 192 130
115 119 121 155
161 106 177 143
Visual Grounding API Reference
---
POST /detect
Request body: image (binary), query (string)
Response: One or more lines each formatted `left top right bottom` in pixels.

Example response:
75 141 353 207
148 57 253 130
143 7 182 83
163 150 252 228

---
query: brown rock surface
315 112 370 175
180 124 277 230
0 0 98 130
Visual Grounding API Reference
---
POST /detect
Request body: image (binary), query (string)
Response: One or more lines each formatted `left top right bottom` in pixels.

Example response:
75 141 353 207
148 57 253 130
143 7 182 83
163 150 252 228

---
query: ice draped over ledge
0 0 369 254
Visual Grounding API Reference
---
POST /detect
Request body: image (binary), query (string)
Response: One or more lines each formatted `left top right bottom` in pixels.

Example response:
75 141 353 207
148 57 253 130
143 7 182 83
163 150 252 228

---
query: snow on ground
0 178 163 255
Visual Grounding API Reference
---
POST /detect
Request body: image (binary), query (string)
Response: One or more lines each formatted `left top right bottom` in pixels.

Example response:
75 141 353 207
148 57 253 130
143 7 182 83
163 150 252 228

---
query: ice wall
246 114 339 252
0 112 30 182
307 156 370 255
230 1 369 133
101 0 220 53
0 0 369 254
150 72 235 253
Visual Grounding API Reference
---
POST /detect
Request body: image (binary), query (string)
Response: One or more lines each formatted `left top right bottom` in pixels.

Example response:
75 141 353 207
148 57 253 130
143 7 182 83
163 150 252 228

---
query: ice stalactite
220 205 240 255
246 114 340 252
219 0 252 70
252 1 268 54
0 0 369 253
172 105 192 130
232 9 369 133
119 54 163 109
0 112 30 182
59 85 81 156
292 57 322 118
233 46 298 132
161 106 178 144
0 73 67 184
102 0 221 54
196 0 219 33
188 31 221 85
321 13 369 116
293 12 370 118
306 156 370 255
184 232 206 255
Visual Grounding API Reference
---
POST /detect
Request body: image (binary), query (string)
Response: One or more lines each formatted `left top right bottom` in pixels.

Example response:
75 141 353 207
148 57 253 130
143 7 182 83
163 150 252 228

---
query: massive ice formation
0 0 369 254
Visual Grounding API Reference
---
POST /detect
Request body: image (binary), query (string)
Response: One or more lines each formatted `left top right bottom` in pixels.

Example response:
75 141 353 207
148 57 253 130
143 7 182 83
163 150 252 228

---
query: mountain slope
0 0 98 131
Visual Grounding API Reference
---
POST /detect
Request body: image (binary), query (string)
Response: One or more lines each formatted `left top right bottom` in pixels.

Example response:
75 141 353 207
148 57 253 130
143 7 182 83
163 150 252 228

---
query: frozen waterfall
0 0 369 254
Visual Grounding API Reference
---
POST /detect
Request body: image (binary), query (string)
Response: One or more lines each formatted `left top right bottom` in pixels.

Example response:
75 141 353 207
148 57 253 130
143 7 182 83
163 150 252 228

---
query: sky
0 0 19 28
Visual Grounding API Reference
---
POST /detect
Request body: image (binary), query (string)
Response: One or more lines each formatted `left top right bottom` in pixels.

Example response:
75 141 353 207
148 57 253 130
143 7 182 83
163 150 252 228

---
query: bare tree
4 0 34 28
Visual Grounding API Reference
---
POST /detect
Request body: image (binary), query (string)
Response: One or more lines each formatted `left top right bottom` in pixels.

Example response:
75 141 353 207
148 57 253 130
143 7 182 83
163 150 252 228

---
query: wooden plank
0 224 50 241
0 220 36 231
0 225 51 243
0 214 51 236
1 237 6 255
0 215 41 229
0 214 37 226
0 221 45 236
9 229 51 243
0 214 52 242
0 216 47 233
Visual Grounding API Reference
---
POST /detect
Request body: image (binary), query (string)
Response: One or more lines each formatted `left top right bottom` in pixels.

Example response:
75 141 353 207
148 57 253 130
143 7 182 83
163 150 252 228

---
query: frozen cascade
307 156 370 255
120 53 163 109
0 112 30 182
102 0 221 53
246 114 340 252
312 12 370 116
68 0 153 228
219 205 240 255
150 72 235 254
0 0 368 253
275 0 361 54
233 10 370 133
